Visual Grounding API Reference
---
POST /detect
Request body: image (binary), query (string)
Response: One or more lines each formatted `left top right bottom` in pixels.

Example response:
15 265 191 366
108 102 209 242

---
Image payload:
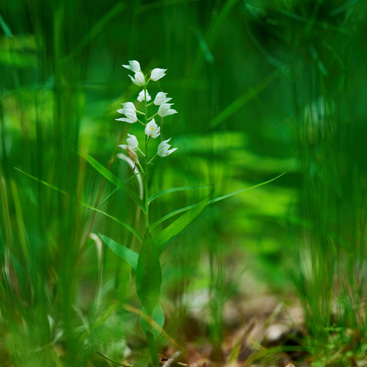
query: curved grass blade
208 170 289 205
15 167 142 242
98 234 138 270
83 203 142 243
0 14 13 38
210 71 279 128
148 185 211 204
14 167 68 195
150 170 289 235
78 150 146 213
63 2 127 61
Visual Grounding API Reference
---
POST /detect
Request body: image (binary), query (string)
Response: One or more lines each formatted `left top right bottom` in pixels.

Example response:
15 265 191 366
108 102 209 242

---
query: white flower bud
145 119 160 139
154 92 172 106
137 89 151 102
122 60 141 73
116 102 138 123
158 103 178 117
119 134 139 151
157 138 177 157
129 71 145 87
150 68 167 81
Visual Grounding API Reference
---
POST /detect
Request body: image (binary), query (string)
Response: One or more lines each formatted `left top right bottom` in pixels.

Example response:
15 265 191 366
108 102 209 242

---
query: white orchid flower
137 89 151 102
116 102 138 123
145 119 160 139
129 71 145 87
157 138 177 157
122 60 141 73
158 103 178 117
150 68 167 81
154 92 172 106
119 134 139 151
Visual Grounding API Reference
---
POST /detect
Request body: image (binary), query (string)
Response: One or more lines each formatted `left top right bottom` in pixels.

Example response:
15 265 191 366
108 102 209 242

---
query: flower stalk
117 60 178 366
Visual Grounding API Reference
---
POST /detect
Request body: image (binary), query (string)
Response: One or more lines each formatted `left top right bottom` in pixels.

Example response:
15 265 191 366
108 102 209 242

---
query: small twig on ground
162 352 187 367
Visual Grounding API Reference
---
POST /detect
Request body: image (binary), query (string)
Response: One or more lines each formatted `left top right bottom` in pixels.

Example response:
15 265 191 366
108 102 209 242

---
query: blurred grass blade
135 0 200 14
194 28 214 64
98 234 138 270
79 150 146 213
154 197 209 253
83 204 142 243
14 167 68 195
210 71 279 128
63 2 127 60
0 14 13 38
148 185 211 204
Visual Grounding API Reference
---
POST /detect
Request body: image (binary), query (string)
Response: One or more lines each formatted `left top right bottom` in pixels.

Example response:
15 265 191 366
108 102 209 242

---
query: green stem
144 85 150 227
147 153 157 165
148 112 158 122
137 119 146 127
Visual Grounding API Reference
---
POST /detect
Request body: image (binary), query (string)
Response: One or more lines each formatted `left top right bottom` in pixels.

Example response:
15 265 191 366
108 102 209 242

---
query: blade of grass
150 170 289 231
0 14 13 38
83 204 143 243
210 71 280 128
78 150 146 213
148 185 211 204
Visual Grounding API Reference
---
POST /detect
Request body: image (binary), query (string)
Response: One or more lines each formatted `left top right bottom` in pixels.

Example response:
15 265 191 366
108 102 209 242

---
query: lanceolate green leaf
78 150 146 213
140 302 165 340
99 234 138 270
136 232 162 313
148 185 211 204
154 197 209 253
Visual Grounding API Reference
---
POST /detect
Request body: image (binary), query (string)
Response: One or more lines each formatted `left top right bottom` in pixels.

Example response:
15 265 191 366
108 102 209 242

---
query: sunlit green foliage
1 0 367 366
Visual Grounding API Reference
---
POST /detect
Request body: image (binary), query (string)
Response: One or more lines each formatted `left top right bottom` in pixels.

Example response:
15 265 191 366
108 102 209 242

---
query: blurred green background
1 0 367 365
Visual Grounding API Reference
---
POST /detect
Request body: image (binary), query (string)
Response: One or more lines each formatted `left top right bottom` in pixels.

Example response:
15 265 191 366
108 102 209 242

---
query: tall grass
1 0 366 366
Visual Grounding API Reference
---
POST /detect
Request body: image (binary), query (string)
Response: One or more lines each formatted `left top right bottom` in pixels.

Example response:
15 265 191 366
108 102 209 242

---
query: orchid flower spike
129 71 145 87
154 92 172 106
116 102 138 123
119 134 139 151
122 60 141 73
150 68 167 81
145 119 160 139
138 89 151 102
157 138 177 157
158 103 178 117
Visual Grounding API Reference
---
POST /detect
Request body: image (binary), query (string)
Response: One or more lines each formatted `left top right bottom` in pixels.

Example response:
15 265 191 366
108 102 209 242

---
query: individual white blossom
119 134 139 151
145 119 160 139
137 89 151 102
129 71 145 87
158 103 177 117
122 60 141 73
157 138 177 157
154 92 172 106
150 68 166 81
116 102 138 123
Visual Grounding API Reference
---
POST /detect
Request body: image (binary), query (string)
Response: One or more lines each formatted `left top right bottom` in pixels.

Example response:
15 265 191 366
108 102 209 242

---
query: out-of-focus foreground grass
1 0 367 365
